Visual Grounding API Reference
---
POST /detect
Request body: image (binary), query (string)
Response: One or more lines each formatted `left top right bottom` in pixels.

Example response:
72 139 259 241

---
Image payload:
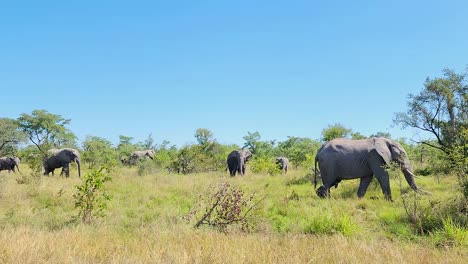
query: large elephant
43 148 81 177
129 150 155 163
0 156 21 173
314 137 420 201
227 149 252 176
276 157 289 173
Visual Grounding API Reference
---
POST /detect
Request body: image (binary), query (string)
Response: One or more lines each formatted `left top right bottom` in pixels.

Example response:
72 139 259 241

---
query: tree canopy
16 109 76 154
0 118 26 156
394 68 467 155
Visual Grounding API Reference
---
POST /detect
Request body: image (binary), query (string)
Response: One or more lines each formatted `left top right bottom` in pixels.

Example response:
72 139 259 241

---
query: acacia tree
16 109 76 154
394 68 467 155
0 118 26 156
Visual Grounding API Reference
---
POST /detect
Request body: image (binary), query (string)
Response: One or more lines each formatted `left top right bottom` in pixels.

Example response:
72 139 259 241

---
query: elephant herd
0 137 424 200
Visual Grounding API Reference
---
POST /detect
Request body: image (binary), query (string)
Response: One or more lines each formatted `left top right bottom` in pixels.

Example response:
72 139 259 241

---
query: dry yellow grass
0 226 466 264
0 166 466 263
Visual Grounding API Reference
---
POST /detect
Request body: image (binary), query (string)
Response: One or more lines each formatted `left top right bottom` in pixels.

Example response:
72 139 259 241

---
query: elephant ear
373 138 392 165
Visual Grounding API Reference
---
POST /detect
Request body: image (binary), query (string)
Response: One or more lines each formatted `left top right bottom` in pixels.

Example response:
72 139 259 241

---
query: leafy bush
250 156 281 175
82 136 118 169
73 167 112 224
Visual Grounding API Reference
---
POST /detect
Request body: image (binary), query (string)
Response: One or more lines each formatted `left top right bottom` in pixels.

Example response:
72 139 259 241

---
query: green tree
0 118 26 156
117 135 137 158
138 133 156 150
351 132 367 140
242 131 275 157
195 128 214 149
370 132 392 139
82 136 118 168
394 68 467 197
276 136 321 168
16 109 76 154
243 131 261 154
321 123 352 142
394 68 467 155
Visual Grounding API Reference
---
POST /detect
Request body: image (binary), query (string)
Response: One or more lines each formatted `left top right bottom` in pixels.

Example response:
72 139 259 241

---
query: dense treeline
1 112 424 176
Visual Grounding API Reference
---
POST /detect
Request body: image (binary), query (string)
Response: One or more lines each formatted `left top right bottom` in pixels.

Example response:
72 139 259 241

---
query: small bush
184 182 264 232
73 167 113 224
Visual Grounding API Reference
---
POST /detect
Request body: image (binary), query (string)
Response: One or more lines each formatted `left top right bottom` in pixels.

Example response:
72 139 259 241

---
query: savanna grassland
0 165 466 264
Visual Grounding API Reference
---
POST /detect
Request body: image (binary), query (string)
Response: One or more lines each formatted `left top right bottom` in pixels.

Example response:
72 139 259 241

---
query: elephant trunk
402 168 418 191
75 157 81 177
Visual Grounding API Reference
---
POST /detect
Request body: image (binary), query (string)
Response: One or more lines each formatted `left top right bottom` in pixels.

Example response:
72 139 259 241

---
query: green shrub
184 182 264 232
250 156 281 175
73 167 113 224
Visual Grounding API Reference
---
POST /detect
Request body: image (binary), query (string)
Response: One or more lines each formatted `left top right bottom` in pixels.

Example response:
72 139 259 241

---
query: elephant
227 149 252 176
276 157 289 173
0 156 21 173
43 148 81 177
129 150 155 164
314 137 421 201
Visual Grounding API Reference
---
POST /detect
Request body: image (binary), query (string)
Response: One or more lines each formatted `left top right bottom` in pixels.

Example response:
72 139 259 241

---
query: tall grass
0 166 466 263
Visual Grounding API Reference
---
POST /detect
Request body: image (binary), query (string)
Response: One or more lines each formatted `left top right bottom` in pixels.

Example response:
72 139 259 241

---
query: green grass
0 165 466 263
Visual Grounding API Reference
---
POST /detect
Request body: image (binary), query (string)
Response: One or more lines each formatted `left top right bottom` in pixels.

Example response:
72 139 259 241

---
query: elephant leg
61 164 70 177
369 161 392 201
238 160 244 176
357 175 373 198
316 186 330 198
229 167 236 176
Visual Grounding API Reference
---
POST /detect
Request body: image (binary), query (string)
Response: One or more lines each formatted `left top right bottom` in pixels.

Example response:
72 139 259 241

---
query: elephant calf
0 156 21 173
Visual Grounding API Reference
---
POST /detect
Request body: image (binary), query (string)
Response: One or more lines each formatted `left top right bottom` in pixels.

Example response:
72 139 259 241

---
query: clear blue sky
1 1 467 147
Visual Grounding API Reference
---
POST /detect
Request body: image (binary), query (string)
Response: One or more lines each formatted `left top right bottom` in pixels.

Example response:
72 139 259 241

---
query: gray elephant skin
0 156 21 173
314 137 420 200
227 150 252 176
43 148 81 177
276 157 289 173
129 150 155 163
